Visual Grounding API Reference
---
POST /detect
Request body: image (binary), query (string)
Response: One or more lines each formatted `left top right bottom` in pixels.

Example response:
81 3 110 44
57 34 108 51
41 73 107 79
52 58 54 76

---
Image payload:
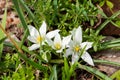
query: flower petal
46 37 53 46
62 35 71 48
72 53 79 65
64 49 73 57
54 33 62 44
28 25 39 37
28 44 40 51
56 49 63 53
81 52 94 66
68 40 74 48
46 29 60 39
74 26 82 43
27 36 37 43
81 42 93 50
39 21 47 36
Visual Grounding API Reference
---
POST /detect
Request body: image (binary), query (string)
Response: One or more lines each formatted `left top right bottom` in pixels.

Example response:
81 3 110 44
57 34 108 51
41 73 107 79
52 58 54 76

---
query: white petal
28 44 40 51
75 26 82 43
46 29 60 39
46 37 53 46
81 52 94 66
72 53 79 65
64 49 73 57
56 49 63 53
28 25 39 37
39 21 47 36
68 40 74 48
81 42 93 50
27 36 37 43
62 35 71 48
54 33 62 45
74 26 82 43
70 28 76 36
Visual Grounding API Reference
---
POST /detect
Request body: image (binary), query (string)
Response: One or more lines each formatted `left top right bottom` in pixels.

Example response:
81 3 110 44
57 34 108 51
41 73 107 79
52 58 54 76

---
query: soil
100 0 120 36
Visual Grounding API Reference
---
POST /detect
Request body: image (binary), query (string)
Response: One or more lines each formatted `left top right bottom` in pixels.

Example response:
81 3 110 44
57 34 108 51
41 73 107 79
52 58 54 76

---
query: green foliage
25 0 99 35
62 58 77 80
106 0 114 9
110 70 120 80
12 65 35 80
84 28 105 51
1 0 120 80
49 65 57 80
0 53 35 80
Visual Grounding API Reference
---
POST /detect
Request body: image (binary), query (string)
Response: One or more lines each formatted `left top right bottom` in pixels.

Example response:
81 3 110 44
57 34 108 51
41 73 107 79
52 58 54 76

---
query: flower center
54 43 61 50
36 36 43 43
74 45 80 52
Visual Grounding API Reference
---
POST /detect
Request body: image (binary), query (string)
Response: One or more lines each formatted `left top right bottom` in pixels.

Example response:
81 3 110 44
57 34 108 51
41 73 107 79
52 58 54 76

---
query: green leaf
110 70 120 80
63 58 71 80
96 10 120 35
110 21 120 28
49 65 57 80
19 0 37 26
0 5 7 60
90 19 94 26
12 0 28 30
99 1 105 7
94 59 120 67
77 63 112 80
64 58 69 76
115 21 120 27
106 0 114 9
0 37 7 44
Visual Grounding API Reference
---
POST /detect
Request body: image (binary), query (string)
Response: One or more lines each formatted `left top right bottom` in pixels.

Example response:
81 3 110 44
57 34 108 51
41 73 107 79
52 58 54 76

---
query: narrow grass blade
12 0 29 49
94 59 120 67
0 5 7 60
77 63 112 80
102 38 120 45
49 65 57 80
12 0 28 30
19 0 38 26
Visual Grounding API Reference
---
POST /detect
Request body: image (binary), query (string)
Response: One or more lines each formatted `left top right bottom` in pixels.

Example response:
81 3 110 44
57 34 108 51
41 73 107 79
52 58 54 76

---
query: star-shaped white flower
65 26 94 66
27 21 59 50
47 33 71 53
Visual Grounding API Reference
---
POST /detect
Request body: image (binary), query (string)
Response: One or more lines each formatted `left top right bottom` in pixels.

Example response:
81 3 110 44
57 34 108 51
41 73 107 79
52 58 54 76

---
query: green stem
50 59 64 64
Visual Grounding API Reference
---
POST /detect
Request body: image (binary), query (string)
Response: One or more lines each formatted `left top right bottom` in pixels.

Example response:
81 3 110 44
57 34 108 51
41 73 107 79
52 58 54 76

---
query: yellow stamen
36 36 43 43
54 43 61 50
74 45 80 52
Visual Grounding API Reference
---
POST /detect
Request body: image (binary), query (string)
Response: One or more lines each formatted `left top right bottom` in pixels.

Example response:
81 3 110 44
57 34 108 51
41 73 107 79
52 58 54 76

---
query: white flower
65 26 94 66
47 33 71 53
27 21 59 50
